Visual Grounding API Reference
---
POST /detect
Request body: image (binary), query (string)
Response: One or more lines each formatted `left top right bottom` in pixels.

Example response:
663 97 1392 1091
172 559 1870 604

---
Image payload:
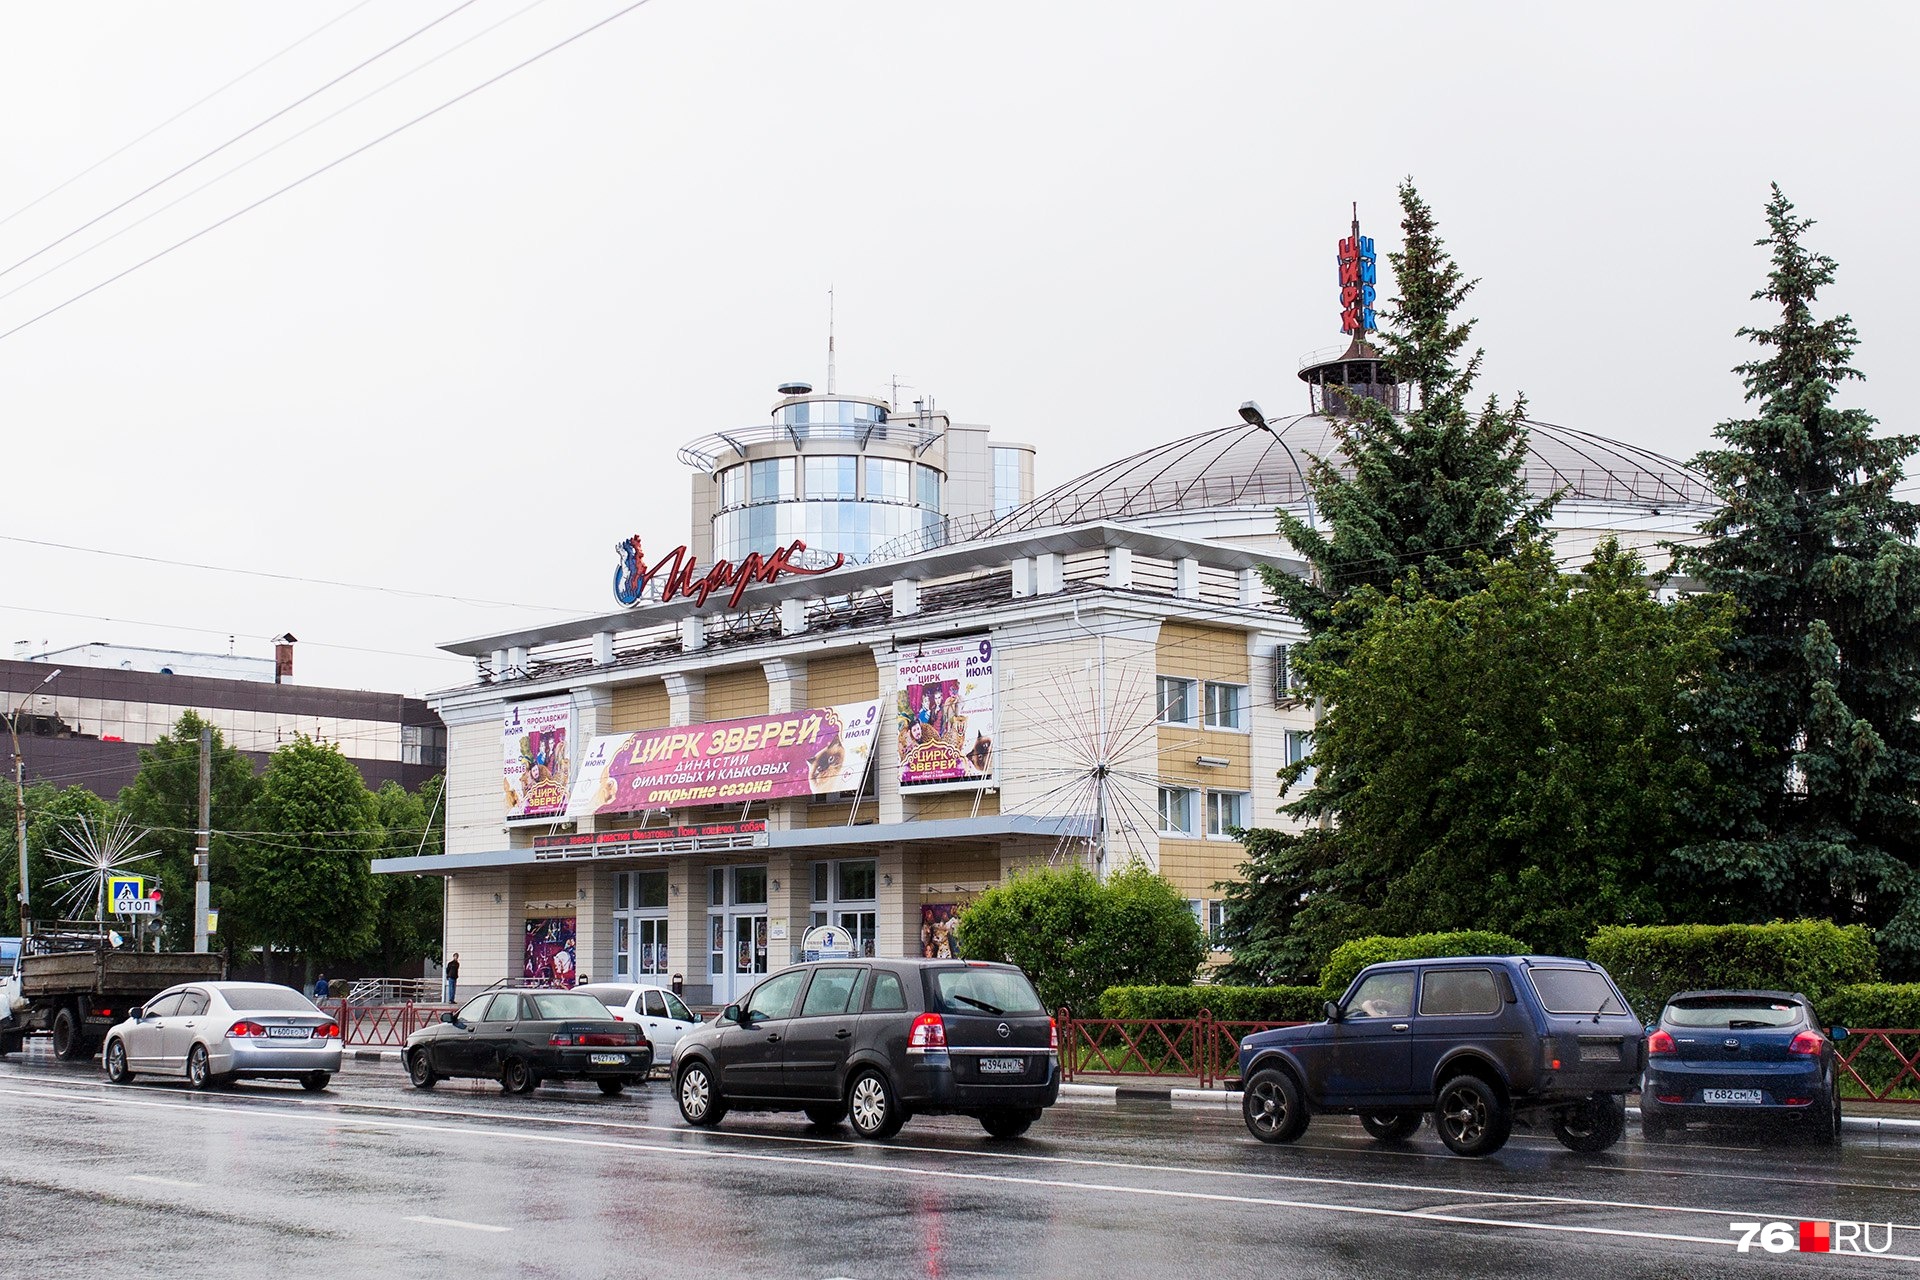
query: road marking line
1586 1162 1920 1195
3 1084 1917 1261
5 1079 1916 1228
127 1175 200 1188
405 1215 510 1233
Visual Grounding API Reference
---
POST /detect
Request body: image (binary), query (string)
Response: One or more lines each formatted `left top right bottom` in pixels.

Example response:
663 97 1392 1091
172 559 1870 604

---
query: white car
574 984 701 1060
103 981 342 1091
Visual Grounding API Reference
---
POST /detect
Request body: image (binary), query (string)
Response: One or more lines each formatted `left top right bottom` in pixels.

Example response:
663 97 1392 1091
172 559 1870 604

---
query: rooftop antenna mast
826 285 836 395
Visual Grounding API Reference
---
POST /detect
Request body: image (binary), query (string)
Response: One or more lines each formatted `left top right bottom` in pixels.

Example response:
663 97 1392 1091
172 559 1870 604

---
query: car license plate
979 1057 1024 1075
1578 1040 1620 1062
266 1027 308 1038
1702 1088 1762 1104
589 1053 627 1066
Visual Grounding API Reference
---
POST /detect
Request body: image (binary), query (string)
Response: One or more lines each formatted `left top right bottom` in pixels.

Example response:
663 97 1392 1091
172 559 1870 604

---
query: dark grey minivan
672 958 1060 1139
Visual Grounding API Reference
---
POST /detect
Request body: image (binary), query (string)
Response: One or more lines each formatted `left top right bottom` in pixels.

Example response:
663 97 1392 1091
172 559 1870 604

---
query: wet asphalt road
3 1047 1919 1279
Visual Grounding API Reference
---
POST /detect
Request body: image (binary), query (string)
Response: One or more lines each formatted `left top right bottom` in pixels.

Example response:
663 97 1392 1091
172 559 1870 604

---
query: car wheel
676 1061 727 1126
598 1079 625 1097
1551 1093 1625 1153
847 1068 906 1140
1809 1080 1842 1146
1640 1105 1670 1143
803 1104 848 1128
1434 1075 1511 1157
300 1072 330 1093
1242 1067 1310 1144
979 1108 1040 1139
1359 1110 1423 1142
104 1038 135 1085
51 1006 87 1061
406 1048 438 1090
187 1043 215 1091
500 1058 537 1094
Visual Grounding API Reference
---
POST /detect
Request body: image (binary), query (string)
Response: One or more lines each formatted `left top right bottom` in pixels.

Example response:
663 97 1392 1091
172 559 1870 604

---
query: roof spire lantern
1297 203 1405 416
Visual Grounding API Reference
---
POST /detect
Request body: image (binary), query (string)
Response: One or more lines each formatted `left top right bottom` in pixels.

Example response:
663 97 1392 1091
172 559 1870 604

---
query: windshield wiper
950 994 1004 1014
1727 1019 1770 1030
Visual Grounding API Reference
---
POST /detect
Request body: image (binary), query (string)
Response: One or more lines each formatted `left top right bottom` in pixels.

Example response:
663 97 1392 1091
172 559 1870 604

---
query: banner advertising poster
896 637 995 790
524 916 578 988
503 696 575 821
565 700 882 817
920 904 960 960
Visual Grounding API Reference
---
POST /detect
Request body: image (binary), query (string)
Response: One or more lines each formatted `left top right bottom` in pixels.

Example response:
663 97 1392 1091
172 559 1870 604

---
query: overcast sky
1 1 1913 697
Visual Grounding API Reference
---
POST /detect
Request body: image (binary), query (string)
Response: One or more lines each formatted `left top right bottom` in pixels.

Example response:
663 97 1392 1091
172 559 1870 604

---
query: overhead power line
0 0 658 345
0 0 485 287
0 531 578 613
0 600 469 666
0 0 378 232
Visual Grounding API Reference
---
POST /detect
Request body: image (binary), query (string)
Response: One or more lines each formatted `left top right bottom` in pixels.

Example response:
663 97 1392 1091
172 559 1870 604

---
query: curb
1057 1082 1920 1133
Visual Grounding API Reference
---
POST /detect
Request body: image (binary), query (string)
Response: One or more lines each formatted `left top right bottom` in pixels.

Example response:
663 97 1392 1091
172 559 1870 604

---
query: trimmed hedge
1585 920 1878 1020
1819 983 1920 1030
1098 985 1329 1022
1319 931 1528 996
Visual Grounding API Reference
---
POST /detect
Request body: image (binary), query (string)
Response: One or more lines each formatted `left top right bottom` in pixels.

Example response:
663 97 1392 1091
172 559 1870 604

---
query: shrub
1818 984 1920 1030
1585 920 1878 1020
1318 931 1528 996
1098 985 1330 1022
957 862 1206 1015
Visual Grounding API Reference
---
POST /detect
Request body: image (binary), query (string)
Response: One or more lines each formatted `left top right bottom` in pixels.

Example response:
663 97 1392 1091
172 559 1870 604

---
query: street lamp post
6 667 61 944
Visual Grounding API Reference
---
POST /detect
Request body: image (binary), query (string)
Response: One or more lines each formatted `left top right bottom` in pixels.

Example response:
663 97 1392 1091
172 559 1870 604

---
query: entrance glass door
733 914 769 984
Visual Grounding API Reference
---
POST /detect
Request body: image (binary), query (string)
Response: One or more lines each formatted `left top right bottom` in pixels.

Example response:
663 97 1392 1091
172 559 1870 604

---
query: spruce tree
1677 185 1920 970
1261 179 1554 637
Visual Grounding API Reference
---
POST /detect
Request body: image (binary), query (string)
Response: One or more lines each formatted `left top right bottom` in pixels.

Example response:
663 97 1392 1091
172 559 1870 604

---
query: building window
1206 790 1249 837
865 457 909 503
1285 730 1316 788
1209 899 1226 939
718 465 746 508
733 866 768 906
1157 786 1196 836
1203 682 1246 731
915 464 942 511
749 458 795 502
709 867 726 907
803 455 857 499
992 446 1024 517
1156 676 1197 725
613 870 669 979
808 858 880 957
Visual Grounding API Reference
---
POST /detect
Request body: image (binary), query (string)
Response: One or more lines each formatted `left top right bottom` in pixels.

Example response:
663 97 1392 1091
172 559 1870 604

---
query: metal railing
344 977 438 1005
1058 1011 1920 1102
327 1000 453 1046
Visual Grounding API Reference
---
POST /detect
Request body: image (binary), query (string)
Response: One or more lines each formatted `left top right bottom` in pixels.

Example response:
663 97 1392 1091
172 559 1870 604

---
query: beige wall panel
804 800 879 828
610 682 670 732
444 871 516 989
907 790 1000 821
445 719 502 856
704 666 769 721
808 651 879 704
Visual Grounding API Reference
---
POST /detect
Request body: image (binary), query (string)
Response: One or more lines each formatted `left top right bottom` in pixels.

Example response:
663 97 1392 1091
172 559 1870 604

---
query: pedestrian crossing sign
108 875 146 916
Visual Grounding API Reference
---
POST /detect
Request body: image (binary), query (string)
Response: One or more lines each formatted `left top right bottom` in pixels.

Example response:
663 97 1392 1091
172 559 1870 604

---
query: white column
1238 567 1263 607
779 597 807 637
592 631 615 666
1034 552 1065 595
1106 546 1134 589
664 672 706 727
679 616 706 652
1010 558 1032 598
1175 557 1201 600
892 579 920 617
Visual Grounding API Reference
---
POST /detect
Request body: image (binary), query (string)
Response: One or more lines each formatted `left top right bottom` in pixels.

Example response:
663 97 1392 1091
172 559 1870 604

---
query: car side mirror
130 1006 145 1021
722 1004 742 1025
693 1012 704 1024
1831 1026 1849 1040
439 1012 458 1025
1323 1000 1343 1024
1644 1023 1656 1035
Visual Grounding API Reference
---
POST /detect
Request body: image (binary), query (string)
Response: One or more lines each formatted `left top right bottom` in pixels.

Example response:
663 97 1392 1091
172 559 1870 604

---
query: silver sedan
103 981 343 1091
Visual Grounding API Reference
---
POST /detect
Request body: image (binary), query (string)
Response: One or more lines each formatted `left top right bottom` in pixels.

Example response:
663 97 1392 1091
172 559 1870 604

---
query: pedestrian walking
314 973 329 999
444 953 460 1003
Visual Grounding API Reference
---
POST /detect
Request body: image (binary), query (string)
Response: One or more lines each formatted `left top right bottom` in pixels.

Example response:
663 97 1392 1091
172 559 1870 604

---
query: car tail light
1789 1031 1823 1056
908 1012 947 1052
1656 1094 1684 1104
577 1032 632 1047
93 1006 114 1018
549 1033 575 1046
1784 1097 1811 1106
316 1022 341 1039
1647 1030 1677 1056
228 1020 268 1038
1049 1018 1058 1051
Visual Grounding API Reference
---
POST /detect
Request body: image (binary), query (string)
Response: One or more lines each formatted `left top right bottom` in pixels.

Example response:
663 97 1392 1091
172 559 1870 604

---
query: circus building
378 219 1716 1000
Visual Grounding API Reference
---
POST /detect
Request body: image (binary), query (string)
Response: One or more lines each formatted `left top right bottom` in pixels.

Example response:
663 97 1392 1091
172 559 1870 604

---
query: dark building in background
0 652 446 798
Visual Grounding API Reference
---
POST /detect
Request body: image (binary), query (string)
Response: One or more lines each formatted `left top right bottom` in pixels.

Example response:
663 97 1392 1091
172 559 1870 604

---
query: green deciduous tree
1230 541 1731 964
115 711 258 952
242 737 380 978
956 862 1206 1014
367 776 444 973
1262 179 1553 640
1675 186 1920 971
4 782 114 932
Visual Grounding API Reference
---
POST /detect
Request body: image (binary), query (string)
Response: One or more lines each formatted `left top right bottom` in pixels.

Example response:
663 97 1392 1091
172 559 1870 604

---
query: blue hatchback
1640 990 1844 1144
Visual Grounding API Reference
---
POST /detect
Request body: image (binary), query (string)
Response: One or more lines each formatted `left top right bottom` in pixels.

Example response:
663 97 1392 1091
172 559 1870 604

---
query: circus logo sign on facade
566 701 882 815
1337 207 1377 336
612 535 844 609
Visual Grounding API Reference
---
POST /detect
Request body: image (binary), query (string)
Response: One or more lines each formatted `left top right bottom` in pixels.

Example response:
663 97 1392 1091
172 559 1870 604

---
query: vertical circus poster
896 636 995 790
524 915 577 988
504 696 574 820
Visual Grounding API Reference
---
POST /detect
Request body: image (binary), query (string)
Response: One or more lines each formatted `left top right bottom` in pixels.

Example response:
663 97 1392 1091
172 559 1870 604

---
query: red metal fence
327 1000 453 1047
1059 1010 1920 1102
